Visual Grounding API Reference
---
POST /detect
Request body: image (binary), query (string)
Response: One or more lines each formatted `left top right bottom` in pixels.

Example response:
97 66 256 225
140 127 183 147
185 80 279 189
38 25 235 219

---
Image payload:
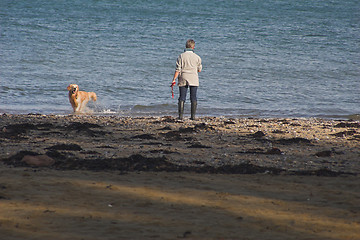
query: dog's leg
75 104 81 112
90 92 97 102
79 99 90 112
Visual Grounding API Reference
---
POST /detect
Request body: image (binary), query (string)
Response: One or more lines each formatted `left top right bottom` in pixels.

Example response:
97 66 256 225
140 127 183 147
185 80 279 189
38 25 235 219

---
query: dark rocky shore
1 114 359 175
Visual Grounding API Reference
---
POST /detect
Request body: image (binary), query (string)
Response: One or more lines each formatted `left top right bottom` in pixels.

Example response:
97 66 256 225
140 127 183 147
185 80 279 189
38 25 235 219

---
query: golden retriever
67 84 97 112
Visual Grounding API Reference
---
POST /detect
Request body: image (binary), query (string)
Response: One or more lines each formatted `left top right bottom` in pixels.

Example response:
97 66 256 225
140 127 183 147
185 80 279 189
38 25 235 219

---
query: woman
171 39 202 120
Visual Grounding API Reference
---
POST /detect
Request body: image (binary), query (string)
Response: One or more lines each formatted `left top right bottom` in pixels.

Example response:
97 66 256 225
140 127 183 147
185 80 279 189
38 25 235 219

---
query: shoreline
1 110 360 122
1 114 359 239
1 113 359 175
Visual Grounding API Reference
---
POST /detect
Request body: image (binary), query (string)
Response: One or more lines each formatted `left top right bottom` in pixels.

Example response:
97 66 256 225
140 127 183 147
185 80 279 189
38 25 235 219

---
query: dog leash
170 82 176 98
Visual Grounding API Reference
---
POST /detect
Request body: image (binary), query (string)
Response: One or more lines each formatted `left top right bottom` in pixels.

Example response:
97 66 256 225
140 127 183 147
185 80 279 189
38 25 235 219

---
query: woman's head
186 39 195 49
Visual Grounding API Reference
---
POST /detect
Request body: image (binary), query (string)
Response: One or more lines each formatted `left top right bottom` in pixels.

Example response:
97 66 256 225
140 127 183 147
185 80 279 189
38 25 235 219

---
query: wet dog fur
67 84 97 112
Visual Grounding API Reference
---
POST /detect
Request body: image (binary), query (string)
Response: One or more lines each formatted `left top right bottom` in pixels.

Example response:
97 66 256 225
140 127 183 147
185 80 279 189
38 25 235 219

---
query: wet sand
0 114 359 239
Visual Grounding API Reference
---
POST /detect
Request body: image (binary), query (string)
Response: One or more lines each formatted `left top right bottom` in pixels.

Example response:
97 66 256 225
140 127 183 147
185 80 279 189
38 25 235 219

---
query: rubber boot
190 101 197 120
178 100 184 120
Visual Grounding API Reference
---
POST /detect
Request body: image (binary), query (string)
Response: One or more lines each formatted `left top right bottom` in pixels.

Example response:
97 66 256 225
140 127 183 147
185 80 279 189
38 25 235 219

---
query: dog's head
67 84 79 95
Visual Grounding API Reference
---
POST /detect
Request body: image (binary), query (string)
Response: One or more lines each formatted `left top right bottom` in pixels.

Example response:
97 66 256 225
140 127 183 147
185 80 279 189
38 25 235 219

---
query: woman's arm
172 71 180 84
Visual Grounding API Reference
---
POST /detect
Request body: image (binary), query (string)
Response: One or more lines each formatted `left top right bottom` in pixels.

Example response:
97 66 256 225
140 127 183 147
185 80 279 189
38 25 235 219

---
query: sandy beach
0 114 359 239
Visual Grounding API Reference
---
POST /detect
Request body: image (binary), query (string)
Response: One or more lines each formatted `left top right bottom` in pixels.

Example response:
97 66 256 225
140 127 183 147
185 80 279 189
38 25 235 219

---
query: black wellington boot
190 101 197 120
178 100 185 120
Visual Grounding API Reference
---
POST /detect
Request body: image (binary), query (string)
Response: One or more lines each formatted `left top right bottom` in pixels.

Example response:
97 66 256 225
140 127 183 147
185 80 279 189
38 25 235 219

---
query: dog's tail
89 92 97 102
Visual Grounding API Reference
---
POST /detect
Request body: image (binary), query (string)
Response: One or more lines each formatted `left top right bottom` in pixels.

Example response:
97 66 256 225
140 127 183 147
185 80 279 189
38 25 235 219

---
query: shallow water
1 0 359 118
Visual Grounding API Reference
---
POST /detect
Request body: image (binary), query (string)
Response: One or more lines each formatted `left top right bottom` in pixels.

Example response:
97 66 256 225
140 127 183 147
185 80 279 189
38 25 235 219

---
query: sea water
1 0 359 119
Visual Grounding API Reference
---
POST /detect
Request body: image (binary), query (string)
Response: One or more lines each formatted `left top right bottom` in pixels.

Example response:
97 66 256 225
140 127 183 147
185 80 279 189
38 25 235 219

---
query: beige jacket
175 50 202 87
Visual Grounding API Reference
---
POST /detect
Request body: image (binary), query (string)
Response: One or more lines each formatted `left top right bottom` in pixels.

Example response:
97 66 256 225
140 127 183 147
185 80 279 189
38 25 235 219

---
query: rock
67 122 102 129
195 122 214 130
334 122 360 128
252 131 266 138
224 120 236 125
272 130 285 134
240 148 282 155
265 148 283 155
179 127 196 133
276 137 312 145
131 134 157 140
22 155 55 167
315 150 332 157
188 142 212 149
332 130 357 137
46 144 83 151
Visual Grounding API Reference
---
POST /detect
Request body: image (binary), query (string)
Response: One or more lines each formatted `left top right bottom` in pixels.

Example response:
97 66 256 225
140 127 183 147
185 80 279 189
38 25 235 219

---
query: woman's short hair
186 39 195 48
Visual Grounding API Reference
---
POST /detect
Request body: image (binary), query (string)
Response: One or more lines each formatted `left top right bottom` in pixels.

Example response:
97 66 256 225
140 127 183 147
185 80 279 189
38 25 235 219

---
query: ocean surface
1 0 359 119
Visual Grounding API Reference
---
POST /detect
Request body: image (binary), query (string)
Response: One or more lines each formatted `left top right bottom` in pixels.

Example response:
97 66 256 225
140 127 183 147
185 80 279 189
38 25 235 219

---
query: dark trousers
178 86 198 102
